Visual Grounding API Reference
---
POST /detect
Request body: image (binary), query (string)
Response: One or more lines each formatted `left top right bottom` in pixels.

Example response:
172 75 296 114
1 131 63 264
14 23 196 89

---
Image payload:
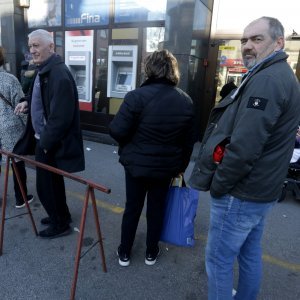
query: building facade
0 0 299 141
0 0 214 140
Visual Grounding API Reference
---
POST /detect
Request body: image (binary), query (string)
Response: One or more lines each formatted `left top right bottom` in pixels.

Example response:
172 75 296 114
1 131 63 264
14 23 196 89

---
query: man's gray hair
260 16 285 40
28 29 54 44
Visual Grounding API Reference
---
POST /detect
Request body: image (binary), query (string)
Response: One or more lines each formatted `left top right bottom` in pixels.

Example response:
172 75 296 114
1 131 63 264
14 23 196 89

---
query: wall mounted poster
65 30 94 111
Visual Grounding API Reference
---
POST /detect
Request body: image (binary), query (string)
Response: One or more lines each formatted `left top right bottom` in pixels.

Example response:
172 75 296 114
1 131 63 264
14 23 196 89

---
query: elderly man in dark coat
14 29 85 238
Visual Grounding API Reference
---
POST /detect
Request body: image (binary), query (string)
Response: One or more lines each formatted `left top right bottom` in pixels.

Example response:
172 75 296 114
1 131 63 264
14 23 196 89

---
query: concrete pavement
0 139 299 299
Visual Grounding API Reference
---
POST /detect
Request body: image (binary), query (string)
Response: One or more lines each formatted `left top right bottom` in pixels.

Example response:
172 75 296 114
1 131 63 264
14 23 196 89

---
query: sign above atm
69 56 86 61
112 50 133 57
65 0 109 27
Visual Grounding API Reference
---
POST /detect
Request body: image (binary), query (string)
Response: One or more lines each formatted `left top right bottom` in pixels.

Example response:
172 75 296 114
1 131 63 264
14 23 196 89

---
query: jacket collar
216 51 288 110
38 54 63 75
141 77 176 87
230 51 288 100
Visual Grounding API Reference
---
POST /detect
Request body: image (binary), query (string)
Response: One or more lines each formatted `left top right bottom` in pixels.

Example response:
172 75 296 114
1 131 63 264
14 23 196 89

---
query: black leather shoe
40 217 51 225
40 216 72 225
39 224 71 239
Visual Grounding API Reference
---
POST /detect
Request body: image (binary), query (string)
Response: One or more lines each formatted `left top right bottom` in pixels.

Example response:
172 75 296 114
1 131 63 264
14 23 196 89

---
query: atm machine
107 45 138 99
66 51 91 101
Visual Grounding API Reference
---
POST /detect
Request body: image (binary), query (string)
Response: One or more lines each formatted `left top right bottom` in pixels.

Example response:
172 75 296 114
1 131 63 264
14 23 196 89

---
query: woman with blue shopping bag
109 49 196 267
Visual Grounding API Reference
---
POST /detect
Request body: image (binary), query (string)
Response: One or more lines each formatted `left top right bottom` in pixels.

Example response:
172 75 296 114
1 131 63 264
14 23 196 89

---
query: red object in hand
213 144 225 164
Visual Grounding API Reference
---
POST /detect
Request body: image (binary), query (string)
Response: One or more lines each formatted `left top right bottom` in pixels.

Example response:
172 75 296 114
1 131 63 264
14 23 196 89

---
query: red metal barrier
0 149 111 300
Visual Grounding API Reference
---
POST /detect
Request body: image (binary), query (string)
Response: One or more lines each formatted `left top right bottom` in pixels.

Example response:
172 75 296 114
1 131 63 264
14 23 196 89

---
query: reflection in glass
27 0 62 28
214 39 300 103
55 31 64 59
114 0 167 23
94 30 109 114
285 40 300 78
141 27 165 83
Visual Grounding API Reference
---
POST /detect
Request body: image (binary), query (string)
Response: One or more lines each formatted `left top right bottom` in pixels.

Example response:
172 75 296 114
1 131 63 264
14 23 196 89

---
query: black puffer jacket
109 78 195 179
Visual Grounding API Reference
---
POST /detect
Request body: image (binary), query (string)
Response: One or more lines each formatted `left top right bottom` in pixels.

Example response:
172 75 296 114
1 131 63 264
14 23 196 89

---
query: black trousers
12 161 28 202
35 142 71 227
120 170 171 254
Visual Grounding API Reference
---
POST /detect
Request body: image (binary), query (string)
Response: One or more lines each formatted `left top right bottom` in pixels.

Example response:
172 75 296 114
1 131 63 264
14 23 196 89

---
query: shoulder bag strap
0 91 25 127
0 91 13 108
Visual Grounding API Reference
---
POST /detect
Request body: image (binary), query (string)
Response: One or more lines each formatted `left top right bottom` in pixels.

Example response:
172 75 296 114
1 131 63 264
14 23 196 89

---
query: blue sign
65 0 109 27
220 55 227 63
114 0 166 23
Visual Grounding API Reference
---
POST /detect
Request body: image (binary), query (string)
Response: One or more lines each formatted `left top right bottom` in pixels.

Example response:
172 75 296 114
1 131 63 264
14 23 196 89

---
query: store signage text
68 13 101 25
219 46 236 51
112 50 133 57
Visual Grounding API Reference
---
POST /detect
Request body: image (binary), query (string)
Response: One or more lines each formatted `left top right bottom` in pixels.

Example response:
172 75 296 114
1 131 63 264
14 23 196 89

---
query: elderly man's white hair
28 29 54 44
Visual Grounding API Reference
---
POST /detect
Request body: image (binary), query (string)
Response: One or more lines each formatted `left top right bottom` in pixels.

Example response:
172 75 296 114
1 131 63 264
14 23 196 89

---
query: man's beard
242 51 257 69
243 57 256 69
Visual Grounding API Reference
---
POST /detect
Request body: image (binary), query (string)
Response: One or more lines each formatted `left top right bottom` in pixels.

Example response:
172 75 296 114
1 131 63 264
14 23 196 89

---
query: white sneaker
145 247 161 266
117 247 130 267
15 195 34 209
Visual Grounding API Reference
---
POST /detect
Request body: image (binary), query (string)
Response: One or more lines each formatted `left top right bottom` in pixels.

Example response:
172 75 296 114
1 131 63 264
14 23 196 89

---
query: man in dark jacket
14 29 85 238
189 17 300 300
219 77 237 100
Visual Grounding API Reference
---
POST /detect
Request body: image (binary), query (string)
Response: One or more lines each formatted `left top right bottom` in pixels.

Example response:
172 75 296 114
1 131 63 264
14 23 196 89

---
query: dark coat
220 81 237 100
14 54 85 173
20 62 37 96
189 51 300 202
109 78 196 179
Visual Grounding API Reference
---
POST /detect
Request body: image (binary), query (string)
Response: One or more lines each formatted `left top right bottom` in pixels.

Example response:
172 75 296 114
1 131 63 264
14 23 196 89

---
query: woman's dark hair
144 49 180 85
0 47 5 67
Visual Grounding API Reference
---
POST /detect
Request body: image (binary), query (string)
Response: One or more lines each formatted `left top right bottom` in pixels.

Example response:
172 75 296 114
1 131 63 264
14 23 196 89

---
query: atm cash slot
75 70 86 97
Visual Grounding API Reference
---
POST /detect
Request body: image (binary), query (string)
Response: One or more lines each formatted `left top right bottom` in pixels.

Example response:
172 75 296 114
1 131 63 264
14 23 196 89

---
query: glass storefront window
55 31 64 59
215 40 245 102
140 27 165 82
114 0 167 23
285 40 300 81
27 0 62 28
65 30 94 111
215 39 300 103
65 0 109 27
192 0 211 59
94 30 109 114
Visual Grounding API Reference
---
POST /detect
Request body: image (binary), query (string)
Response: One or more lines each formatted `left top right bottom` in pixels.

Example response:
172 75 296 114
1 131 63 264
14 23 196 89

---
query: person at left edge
0 46 34 209
14 29 85 239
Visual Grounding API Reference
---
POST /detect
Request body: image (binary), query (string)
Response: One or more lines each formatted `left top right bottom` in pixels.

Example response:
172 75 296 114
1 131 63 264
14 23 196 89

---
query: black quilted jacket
109 78 196 179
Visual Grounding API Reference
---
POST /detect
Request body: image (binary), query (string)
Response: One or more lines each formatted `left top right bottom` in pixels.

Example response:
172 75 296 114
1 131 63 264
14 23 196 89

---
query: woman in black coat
109 49 195 267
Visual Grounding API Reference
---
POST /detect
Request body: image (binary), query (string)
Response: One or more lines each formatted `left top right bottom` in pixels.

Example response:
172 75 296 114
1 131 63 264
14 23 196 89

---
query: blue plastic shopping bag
160 184 199 247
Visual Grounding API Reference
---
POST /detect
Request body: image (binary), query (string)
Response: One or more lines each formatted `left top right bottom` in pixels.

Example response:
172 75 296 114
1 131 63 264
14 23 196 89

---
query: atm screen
117 73 132 85
115 72 132 92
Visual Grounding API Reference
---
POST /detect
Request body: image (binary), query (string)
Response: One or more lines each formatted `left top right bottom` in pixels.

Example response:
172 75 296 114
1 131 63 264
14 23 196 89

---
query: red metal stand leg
70 185 90 300
90 187 107 272
0 158 11 255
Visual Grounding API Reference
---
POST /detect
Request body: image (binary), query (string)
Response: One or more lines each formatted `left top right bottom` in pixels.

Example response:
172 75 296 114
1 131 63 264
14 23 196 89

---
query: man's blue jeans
206 194 275 300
